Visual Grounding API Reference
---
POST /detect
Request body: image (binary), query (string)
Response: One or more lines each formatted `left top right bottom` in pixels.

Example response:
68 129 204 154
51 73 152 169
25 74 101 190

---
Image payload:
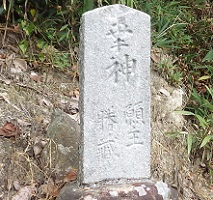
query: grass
138 0 213 180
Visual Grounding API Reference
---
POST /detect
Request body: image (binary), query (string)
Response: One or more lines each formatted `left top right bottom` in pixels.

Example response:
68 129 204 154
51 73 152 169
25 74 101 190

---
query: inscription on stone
97 107 117 132
79 4 151 184
106 17 132 52
106 16 136 83
106 54 137 82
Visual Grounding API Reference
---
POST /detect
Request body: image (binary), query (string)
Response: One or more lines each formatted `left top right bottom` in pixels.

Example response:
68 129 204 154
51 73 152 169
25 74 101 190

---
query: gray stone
41 109 80 176
79 4 151 184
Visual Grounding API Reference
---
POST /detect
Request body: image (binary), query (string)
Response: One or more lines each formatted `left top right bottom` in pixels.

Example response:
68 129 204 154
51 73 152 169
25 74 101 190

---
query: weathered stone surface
56 181 178 200
41 109 80 176
151 70 185 131
79 4 151 184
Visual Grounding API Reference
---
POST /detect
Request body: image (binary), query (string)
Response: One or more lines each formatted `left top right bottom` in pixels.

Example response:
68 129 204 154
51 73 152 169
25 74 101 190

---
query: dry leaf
13 24 21 31
3 121 16 132
71 64 77 71
63 169 77 183
70 88 79 100
0 53 7 59
0 129 7 136
151 52 161 64
0 121 20 137
31 61 39 69
39 178 59 197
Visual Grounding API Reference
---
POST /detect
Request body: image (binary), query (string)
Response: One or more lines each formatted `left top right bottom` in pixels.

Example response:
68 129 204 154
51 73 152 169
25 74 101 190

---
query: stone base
56 180 178 200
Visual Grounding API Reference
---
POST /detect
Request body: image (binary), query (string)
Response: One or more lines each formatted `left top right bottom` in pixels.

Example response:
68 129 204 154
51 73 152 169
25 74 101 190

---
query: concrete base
56 180 178 200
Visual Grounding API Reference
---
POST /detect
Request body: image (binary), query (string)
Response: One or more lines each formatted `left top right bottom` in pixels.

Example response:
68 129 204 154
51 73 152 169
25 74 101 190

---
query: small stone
41 109 80 176
109 190 118 197
155 181 171 200
134 185 147 196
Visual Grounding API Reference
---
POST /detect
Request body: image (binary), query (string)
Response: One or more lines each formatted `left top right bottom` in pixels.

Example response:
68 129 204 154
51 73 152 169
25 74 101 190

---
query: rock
41 109 80 178
151 70 185 131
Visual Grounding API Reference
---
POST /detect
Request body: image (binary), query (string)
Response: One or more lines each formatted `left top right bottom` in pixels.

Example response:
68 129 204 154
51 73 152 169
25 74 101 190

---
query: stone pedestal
56 181 178 200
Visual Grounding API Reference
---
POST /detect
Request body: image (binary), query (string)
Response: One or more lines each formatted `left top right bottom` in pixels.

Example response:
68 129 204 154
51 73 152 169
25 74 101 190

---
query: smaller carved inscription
96 107 118 164
106 54 137 83
125 101 144 147
97 107 117 133
127 130 144 147
97 140 115 160
106 17 132 52
125 101 144 127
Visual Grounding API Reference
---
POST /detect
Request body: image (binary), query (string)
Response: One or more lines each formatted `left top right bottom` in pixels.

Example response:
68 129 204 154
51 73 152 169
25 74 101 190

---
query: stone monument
56 4 178 200
79 3 151 185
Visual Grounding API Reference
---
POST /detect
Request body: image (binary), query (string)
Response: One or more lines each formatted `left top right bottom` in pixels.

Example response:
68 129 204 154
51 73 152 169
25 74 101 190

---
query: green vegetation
141 0 213 180
1 0 213 180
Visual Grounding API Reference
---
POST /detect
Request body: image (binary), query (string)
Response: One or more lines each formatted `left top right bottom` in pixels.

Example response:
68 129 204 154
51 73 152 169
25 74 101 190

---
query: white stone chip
109 190 118 197
155 181 171 200
134 186 147 196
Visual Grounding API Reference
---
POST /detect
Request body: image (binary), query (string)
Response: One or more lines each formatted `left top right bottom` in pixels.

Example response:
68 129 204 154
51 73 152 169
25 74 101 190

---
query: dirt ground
0 35 213 200
0 40 80 199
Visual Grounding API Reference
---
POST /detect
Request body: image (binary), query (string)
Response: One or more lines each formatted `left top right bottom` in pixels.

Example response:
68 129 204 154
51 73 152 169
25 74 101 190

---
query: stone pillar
79 4 151 185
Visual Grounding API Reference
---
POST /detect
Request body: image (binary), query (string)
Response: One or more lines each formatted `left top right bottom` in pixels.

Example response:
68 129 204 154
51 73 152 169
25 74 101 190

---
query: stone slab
79 4 151 184
56 181 178 200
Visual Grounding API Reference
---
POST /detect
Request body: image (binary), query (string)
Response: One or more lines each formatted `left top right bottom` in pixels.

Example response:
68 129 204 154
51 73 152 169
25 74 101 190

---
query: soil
0 34 213 200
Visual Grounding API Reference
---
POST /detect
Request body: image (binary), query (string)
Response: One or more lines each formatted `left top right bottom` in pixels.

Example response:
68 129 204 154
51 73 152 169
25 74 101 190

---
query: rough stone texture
79 4 151 184
41 109 80 177
151 69 185 132
56 181 178 200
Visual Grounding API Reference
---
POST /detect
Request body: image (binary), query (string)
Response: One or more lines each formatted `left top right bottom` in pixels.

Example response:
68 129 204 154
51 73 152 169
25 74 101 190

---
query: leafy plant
82 0 136 10
83 0 94 12
202 49 213 62
141 0 213 180
13 0 83 69
176 85 213 178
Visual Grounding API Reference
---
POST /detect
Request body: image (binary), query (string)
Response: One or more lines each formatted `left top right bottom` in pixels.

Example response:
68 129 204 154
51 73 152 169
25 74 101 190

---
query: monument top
82 4 150 17
79 4 151 185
